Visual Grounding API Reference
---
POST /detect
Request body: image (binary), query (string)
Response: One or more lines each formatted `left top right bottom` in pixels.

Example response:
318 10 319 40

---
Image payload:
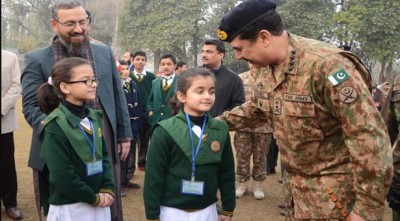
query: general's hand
118 142 130 161
349 211 367 221
148 111 153 116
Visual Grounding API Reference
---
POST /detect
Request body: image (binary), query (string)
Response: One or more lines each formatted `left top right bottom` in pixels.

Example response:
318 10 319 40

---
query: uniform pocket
255 96 271 113
282 101 324 141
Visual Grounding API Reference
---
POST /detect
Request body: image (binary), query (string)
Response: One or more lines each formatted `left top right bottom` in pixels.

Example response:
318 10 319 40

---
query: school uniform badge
210 141 220 152
339 86 358 104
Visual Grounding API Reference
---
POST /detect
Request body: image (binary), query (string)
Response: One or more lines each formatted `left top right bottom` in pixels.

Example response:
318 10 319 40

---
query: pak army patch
328 68 350 86
339 86 358 104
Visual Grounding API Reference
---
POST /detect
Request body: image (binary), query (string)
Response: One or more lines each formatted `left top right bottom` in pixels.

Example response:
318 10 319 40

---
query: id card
181 179 205 196
86 160 103 176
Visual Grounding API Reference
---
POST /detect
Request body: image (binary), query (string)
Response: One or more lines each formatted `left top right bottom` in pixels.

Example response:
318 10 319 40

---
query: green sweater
130 71 155 111
39 103 114 215
143 111 235 220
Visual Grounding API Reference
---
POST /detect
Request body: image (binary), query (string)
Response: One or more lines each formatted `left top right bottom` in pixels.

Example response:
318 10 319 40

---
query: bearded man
21 1 132 220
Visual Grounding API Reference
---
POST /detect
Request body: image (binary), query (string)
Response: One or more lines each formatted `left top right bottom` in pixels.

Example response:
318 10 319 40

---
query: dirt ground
1 97 393 221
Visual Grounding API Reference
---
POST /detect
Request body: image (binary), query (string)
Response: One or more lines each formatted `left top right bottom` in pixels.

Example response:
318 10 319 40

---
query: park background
1 0 400 81
1 0 399 220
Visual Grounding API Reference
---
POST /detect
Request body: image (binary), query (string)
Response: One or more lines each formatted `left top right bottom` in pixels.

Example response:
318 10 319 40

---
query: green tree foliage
278 0 336 41
119 0 203 55
118 0 242 72
333 0 400 82
18 35 39 53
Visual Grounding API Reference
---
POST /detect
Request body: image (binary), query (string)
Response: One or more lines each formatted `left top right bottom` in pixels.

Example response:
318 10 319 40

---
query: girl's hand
220 215 232 221
98 193 114 207
97 194 106 207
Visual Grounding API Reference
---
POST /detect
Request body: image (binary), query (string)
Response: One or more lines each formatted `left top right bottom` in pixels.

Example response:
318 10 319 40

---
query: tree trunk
182 44 187 62
379 62 386 83
385 61 393 82
153 49 161 74
192 20 199 67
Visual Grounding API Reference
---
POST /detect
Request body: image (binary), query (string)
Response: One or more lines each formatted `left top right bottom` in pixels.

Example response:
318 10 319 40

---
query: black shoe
125 182 140 189
6 207 23 220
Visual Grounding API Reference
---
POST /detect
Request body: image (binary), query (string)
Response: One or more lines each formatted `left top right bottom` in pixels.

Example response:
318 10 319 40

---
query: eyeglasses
54 18 89 28
67 78 99 86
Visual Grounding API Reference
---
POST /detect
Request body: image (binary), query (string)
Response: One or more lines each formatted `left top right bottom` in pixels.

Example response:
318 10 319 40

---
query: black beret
217 0 276 43
338 45 351 51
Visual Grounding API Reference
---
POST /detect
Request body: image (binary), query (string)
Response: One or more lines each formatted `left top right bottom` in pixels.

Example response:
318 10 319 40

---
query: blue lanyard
185 113 207 182
78 119 97 161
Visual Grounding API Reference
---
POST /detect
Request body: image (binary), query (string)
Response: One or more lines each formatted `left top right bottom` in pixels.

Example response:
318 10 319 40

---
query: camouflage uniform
221 34 393 220
235 70 273 183
385 75 400 220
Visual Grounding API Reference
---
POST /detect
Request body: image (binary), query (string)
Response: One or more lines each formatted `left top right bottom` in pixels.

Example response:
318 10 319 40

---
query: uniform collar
58 103 97 128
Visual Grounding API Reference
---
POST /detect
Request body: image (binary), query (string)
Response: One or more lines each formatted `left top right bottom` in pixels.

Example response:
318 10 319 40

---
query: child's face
159 58 176 76
177 76 215 116
120 65 129 80
63 64 97 105
133 55 146 72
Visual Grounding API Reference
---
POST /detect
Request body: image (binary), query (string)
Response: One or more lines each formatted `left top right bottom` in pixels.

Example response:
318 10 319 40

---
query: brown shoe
138 166 145 171
6 207 23 220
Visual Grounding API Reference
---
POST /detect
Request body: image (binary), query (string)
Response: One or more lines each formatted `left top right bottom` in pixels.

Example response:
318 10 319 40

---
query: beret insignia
217 29 228 41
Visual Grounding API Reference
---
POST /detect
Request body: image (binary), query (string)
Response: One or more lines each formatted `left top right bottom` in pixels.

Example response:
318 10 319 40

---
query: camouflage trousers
234 131 272 182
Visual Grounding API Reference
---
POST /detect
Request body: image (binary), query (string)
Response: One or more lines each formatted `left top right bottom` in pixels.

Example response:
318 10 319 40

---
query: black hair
159 52 177 65
170 68 216 115
119 60 128 66
37 57 91 115
238 11 284 42
176 60 187 70
132 51 147 60
203 39 226 54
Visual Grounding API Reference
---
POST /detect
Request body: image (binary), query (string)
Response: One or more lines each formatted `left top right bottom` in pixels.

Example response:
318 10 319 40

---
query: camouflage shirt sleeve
390 76 400 180
219 97 269 131
319 54 393 220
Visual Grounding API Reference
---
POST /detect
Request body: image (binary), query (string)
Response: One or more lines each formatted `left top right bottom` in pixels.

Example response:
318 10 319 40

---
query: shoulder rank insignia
328 68 350 86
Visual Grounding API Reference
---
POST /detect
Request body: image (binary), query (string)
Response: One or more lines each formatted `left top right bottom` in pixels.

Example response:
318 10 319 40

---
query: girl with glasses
37 57 114 221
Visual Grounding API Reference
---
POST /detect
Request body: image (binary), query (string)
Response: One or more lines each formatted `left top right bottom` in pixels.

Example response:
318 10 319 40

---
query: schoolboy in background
118 60 143 196
147 53 178 128
175 61 188 75
129 51 155 171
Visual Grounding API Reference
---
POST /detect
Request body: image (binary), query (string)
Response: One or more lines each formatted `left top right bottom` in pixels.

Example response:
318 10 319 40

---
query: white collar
162 73 175 80
134 69 146 76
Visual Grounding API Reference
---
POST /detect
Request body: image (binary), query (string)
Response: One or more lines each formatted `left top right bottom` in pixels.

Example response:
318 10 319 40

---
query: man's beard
59 34 90 57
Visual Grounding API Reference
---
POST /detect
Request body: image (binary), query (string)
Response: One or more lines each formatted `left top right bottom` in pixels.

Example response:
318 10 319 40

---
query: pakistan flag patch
328 69 350 86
